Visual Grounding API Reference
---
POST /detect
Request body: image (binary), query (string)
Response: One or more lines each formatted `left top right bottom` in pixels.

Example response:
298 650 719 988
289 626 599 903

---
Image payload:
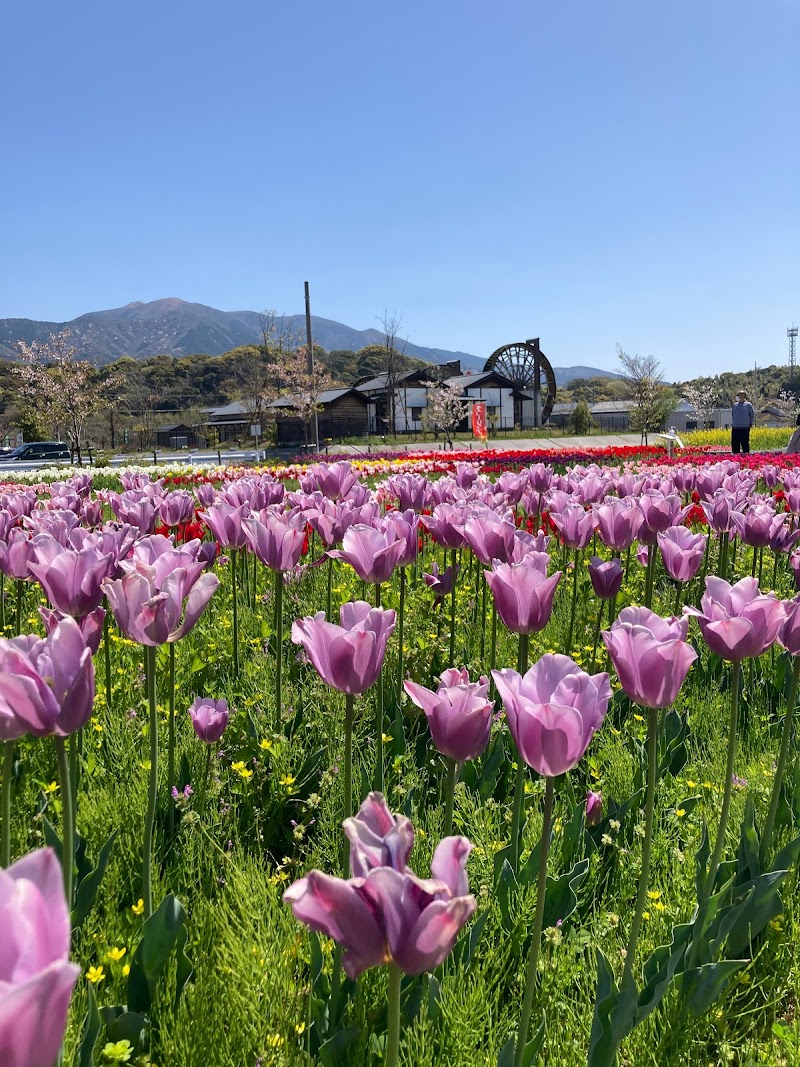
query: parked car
5 441 71 462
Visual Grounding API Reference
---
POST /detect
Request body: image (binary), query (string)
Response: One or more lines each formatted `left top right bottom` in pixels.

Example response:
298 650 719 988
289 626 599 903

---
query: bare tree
616 346 676 444
14 331 121 462
421 380 467 447
378 309 407 435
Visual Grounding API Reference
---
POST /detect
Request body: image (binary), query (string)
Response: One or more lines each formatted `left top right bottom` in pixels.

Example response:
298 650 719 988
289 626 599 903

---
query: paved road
0 436 662 475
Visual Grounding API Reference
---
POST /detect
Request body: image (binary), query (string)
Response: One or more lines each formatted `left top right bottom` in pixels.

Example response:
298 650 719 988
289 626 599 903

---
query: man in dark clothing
731 390 755 454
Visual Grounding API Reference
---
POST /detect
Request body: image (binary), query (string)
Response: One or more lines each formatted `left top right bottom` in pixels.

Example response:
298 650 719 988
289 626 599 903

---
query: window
411 406 423 421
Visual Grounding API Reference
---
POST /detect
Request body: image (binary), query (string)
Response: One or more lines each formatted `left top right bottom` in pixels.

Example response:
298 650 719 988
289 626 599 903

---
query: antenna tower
789 325 798 378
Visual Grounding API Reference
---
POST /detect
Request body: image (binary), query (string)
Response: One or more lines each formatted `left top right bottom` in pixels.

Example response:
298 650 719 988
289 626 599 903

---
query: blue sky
2 0 797 380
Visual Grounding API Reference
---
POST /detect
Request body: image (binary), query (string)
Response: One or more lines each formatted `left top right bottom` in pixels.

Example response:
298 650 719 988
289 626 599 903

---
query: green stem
761 656 800 865
622 704 659 988
566 548 581 654
168 642 176 837
479 571 487 662
449 549 457 667
326 555 334 619
1 741 13 867
103 604 112 710
231 550 240 677
751 545 758 578
143 645 159 919
68 731 79 814
590 602 604 672
385 963 402 1067
514 775 554 1067
54 736 74 912
275 569 284 731
15 578 23 636
374 582 384 792
443 757 458 839
644 546 656 610
703 660 741 900
341 694 355 878
510 633 530 871
718 533 729 584
397 567 406 701
1 573 5 633
200 743 213 816
673 580 684 617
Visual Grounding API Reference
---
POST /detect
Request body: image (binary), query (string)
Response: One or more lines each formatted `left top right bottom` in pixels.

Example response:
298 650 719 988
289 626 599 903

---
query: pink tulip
187 696 229 743
729 505 779 549
586 790 603 826
39 605 106 656
285 800 475 978
385 473 431 513
198 501 250 549
684 576 785 662
592 499 643 552
303 497 359 548
657 526 707 583
28 535 114 618
381 510 420 568
159 490 196 528
637 492 686 545
587 557 624 600
244 509 306 572
603 607 697 708
0 848 80 1067
329 524 405 585
550 504 595 550
404 667 494 763
462 513 518 565
102 557 219 646
299 461 358 500
492 654 611 776
344 792 414 876
291 601 396 694
423 560 460 602
0 528 36 581
0 618 95 740
484 556 562 635
420 505 469 550
107 492 158 534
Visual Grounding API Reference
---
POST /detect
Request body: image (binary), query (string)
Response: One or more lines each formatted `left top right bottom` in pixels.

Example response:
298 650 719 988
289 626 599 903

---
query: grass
8 524 800 1066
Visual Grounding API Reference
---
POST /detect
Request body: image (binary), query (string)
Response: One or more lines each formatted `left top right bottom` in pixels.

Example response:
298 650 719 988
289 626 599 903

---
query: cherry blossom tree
14 331 121 463
421 380 467 446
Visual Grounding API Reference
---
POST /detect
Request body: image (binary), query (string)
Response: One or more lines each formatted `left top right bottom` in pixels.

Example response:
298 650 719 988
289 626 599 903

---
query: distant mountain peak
0 299 617 386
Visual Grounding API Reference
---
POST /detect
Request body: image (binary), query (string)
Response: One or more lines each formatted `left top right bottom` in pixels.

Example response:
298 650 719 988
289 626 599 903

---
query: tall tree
378 310 407 435
616 346 676 443
14 331 120 462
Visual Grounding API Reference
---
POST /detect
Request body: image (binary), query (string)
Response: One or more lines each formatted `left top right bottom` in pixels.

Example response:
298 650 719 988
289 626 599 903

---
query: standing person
731 389 755 454
786 414 800 454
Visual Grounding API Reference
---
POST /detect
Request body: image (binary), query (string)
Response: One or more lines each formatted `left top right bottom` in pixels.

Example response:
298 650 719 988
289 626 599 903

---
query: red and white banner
471 401 488 442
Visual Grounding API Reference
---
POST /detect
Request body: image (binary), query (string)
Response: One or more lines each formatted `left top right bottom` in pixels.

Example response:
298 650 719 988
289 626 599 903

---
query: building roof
269 388 367 410
204 401 250 417
353 369 436 393
156 423 192 433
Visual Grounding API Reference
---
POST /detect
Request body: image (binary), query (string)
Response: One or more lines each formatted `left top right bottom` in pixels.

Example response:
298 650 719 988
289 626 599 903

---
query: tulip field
3 449 800 1067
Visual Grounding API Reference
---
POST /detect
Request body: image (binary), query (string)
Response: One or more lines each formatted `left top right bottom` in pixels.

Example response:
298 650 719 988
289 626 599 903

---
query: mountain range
0 298 619 387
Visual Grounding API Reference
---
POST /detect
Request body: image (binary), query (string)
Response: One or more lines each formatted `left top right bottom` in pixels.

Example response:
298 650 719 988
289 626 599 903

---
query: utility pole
304 281 319 451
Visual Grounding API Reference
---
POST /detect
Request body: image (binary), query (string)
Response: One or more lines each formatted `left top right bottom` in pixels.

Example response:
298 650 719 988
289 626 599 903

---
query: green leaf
773 832 800 874
683 960 747 1016
736 795 760 884
127 894 189 1014
694 822 710 901
98 1008 148 1049
497 859 517 931
73 983 101 1067
73 830 117 927
725 871 788 959
542 859 589 929
449 911 487 972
